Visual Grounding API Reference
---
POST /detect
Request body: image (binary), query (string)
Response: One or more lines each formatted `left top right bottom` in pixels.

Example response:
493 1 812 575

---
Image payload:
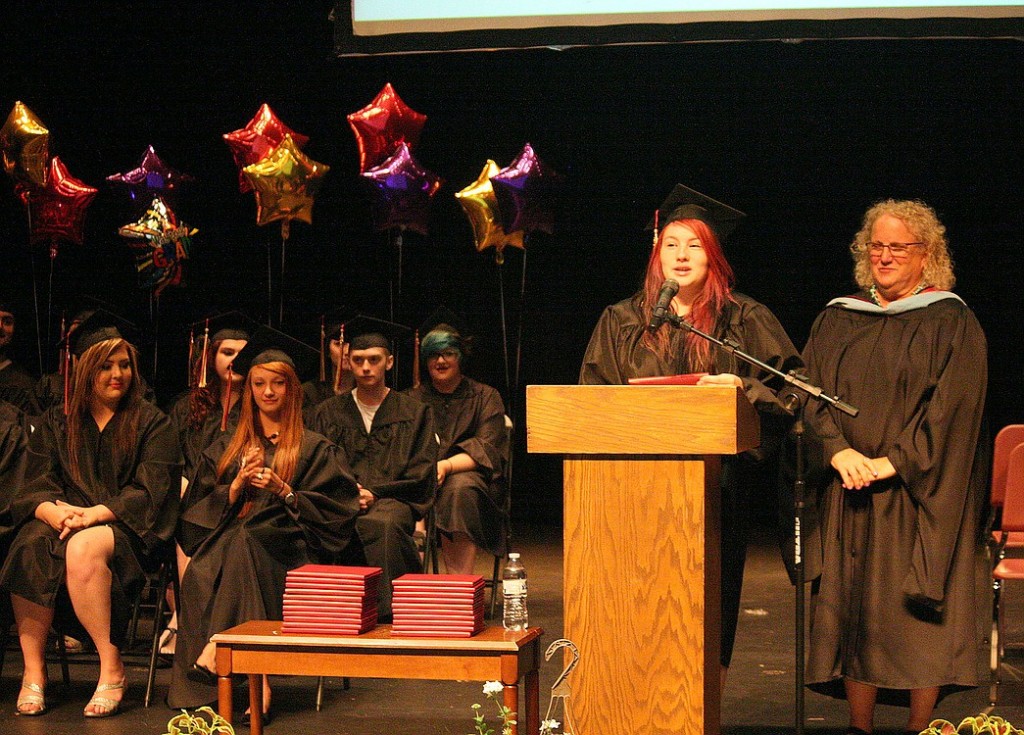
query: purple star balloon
107 145 193 201
490 143 563 235
360 142 442 236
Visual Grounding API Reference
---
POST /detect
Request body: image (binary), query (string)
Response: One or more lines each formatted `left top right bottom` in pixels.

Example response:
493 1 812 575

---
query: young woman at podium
579 184 802 691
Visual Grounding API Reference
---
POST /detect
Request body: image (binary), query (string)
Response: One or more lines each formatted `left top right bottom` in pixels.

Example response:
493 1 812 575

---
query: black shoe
186 663 217 686
239 707 273 727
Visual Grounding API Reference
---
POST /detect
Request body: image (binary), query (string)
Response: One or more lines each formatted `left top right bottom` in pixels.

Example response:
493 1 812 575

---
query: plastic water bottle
502 552 528 631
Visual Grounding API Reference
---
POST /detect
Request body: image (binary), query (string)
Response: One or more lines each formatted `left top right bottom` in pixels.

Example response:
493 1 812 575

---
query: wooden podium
526 385 759 735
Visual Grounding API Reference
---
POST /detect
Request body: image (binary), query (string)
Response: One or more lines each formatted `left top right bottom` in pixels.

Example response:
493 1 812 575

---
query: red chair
989 442 1024 705
988 425 1024 561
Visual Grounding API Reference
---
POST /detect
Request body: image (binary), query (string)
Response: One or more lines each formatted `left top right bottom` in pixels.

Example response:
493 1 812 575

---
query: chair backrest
991 424 1024 508
1000 443 1024 533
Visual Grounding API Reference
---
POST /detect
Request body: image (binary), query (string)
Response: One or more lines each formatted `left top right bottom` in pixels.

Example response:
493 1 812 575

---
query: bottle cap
508 552 520 560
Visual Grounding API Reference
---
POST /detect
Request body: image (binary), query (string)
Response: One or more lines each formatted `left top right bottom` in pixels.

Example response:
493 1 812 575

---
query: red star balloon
224 103 309 193
455 160 525 263
23 157 98 254
242 134 330 239
118 196 197 294
490 143 563 235
106 145 194 201
0 101 50 186
347 83 427 173
361 143 442 236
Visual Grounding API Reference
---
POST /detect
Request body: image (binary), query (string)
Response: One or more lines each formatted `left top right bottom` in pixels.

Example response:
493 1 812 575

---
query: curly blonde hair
850 199 955 291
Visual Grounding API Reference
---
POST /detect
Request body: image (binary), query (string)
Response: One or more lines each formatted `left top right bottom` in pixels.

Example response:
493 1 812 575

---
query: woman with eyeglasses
802 199 987 735
579 185 802 692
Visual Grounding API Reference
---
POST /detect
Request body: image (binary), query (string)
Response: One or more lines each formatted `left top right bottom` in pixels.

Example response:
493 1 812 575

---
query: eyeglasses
867 241 923 259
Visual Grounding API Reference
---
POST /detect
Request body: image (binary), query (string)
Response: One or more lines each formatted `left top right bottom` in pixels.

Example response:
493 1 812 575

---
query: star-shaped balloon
23 157 98 254
242 134 329 239
224 103 309 193
347 83 427 174
106 145 194 201
1 101 50 185
118 196 197 295
455 160 525 263
361 142 442 236
490 143 564 235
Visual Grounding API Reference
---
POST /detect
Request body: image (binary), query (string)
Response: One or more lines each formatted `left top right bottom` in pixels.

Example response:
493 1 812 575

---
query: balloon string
279 232 287 326
396 230 403 300
497 260 510 399
512 244 528 416
151 293 160 391
266 236 272 327
29 239 43 376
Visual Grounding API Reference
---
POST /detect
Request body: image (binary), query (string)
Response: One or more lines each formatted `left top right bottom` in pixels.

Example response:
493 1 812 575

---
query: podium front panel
563 455 721 735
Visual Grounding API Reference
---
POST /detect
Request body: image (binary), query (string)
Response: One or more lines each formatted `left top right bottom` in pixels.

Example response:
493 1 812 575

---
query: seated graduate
311 316 437 620
0 398 29 561
301 306 356 412
579 184 803 691
168 326 361 719
0 310 181 718
405 308 508 575
0 298 40 415
162 311 255 656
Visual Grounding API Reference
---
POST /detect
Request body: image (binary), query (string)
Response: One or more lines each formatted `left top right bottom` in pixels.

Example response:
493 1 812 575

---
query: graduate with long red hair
168 326 361 720
579 184 803 691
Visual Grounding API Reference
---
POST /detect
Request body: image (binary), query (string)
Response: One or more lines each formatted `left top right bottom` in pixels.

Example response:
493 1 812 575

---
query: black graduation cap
342 315 412 353
646 184 746 242
189 311 259 344
231 325 319 382
65 309 138 357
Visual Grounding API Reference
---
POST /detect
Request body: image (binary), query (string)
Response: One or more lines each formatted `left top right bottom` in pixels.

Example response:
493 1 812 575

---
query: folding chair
989 442 1024 705
988 424 1024 564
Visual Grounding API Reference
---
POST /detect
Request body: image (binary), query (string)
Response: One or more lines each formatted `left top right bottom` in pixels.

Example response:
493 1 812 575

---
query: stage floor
2 524 1023 735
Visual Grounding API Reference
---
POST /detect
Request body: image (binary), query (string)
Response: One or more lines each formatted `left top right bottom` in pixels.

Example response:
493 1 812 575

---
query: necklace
869 281 928 306
266 432 280 442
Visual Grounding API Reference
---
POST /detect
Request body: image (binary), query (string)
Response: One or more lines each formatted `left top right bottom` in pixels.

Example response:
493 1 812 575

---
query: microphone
647 279 679 332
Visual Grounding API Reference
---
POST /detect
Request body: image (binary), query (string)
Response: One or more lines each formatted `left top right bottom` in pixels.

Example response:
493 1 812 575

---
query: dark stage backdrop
2 4 1021 526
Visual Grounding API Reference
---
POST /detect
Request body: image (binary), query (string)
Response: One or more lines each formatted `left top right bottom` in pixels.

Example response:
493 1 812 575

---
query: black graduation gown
0 401 181 643
579 292 802 667
168 429 361 708
311 390 437 616
802 292 988 701
0 359 39 415
0 402 28 555
406 377 508 556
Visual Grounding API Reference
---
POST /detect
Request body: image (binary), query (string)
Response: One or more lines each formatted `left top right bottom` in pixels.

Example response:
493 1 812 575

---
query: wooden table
212 621 544 735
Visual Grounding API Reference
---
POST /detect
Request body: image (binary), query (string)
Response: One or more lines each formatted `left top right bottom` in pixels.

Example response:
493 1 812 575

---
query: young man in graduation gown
802 199 988 735
0 301 39 414
0 399 28 559
311 318 437 619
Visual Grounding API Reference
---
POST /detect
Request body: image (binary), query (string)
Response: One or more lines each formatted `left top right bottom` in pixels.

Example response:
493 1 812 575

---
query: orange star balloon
456 160 525 264
242 135 329 239
1 101 50 185
24 157 98 253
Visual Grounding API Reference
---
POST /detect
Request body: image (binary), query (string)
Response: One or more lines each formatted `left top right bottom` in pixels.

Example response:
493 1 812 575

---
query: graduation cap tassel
187 327 195 388
652 208 659 248
319 316 326 383
413 329 420 388
332 325 345 394
198 319 210 389
221 366 233 432
58 314 68 376
62 350 72 416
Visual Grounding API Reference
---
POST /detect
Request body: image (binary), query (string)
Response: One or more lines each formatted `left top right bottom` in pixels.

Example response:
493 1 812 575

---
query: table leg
524 668 540 735
249 675 263 735
503 682 520 735
217 674 233 724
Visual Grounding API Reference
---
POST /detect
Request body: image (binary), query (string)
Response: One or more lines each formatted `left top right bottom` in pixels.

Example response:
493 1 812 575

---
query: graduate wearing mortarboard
578 185 803 691
0 309 182 717
168 326 361 716
310 316 437 620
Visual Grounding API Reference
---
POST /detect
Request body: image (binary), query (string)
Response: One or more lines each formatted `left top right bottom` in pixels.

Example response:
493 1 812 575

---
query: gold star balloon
1 101 50 185
455 160 525 264
241 134 329 240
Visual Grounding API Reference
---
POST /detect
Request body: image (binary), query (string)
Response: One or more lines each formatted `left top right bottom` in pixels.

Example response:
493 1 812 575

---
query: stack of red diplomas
391 574 486 638
281 564 382 635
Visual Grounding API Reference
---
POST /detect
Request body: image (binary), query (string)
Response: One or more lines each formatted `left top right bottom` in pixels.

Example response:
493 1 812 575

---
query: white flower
540 718 561 733
482 680 505 696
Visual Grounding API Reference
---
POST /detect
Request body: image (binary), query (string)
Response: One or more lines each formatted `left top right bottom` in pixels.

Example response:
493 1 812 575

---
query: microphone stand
662 313 858 735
